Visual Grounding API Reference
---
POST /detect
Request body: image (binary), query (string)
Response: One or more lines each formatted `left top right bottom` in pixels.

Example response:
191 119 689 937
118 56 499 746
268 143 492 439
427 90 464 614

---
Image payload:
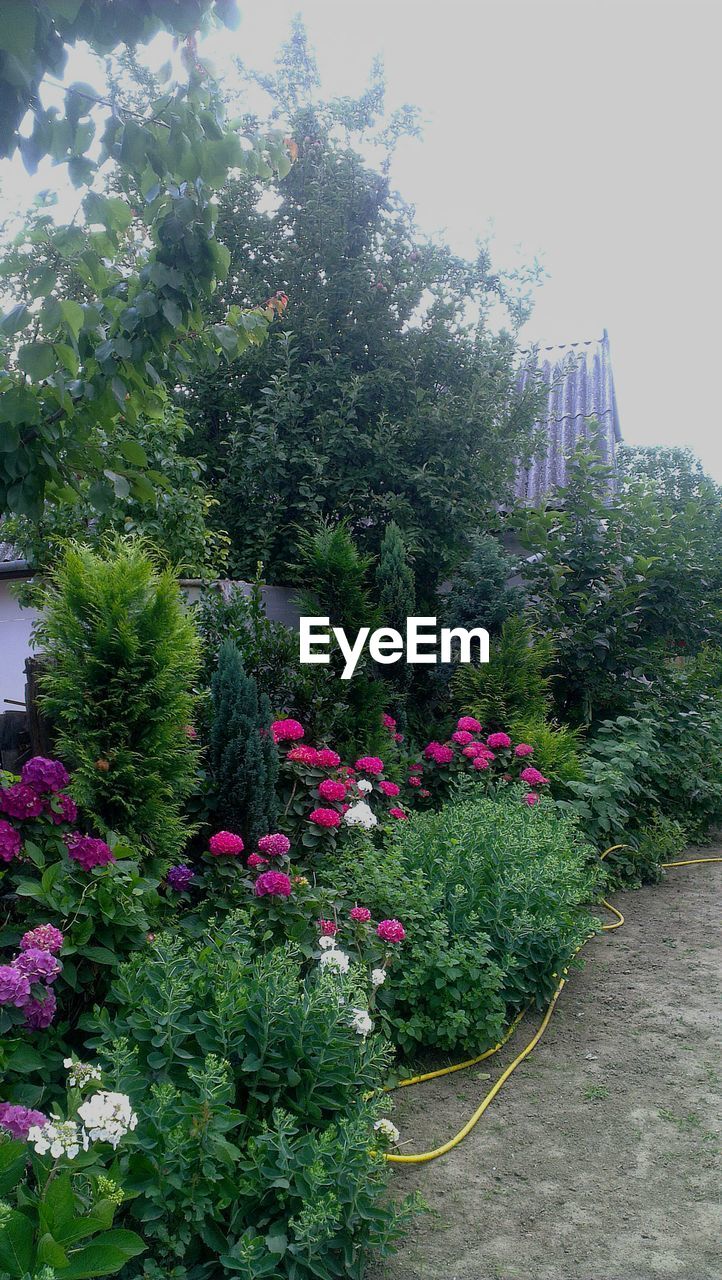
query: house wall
0 581 39 711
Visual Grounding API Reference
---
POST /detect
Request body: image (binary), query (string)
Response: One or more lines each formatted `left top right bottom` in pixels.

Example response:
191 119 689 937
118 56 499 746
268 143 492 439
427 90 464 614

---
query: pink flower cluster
309 807 341 829
0 1101 47 1139
0 757 79 865
258 833 291 858
424 742 454 765
355 756 384 776
254 870 292 898
271 718 304 743
377 919 406 943
415 719 549 807
209 830 244 856
65 833 115 871
0 923 64 1031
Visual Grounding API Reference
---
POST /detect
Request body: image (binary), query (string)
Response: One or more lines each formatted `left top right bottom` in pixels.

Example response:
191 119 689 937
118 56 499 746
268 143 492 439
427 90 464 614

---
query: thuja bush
37 539 200 860
208 640 278 847
89 914 415 1279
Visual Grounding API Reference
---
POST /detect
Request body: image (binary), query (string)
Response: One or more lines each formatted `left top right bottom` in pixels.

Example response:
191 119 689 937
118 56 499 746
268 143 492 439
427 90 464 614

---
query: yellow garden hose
384 848 722 1165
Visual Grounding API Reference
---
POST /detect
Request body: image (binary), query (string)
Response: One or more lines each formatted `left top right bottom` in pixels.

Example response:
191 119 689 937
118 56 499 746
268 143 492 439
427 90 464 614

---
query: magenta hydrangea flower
424 742 454 765
382 713 397 729
13 948 62 985
376 919 406 944
379 780 400 797
523 791 540 807
209 831 244 856
309 807 341 829
247 853 269 869
317 918 338 937
487 732 512 749
20 924 64 955
457 715 482 733
317 779 347 803
355 756 384 776
316 747 341 769
66 833 115 871
286 745 320 766
0 1102 47 1139
271 718 304 743
0 783 43 820
419 788 430 798
20 757 70 794
349 905 371 923
407 775 421 787
254 870 292 898
473 756 490 771
24 986 56 1030
257 833 291 858
388 807 407 820
0 965 31 1007
43 792 78 826
451 730 474 745
0 819 21 863
519 766 549 786
167 865 194 892
514 743 534 758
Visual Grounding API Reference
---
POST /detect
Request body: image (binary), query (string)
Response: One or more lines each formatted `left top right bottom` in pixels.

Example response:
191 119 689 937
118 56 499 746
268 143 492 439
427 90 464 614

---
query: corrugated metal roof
514 329 621 505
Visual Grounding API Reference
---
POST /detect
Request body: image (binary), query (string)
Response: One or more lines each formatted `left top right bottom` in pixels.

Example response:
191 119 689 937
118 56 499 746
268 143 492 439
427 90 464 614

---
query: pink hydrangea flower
487 732 511 749
424 742 454 765
66 833 115 871
462 743 485 759
209 830 245 856
0 1102 47 1139
317 779 347 803
419 788 430 798
12 949 62 985
287 745 320 766
43 793 78 826
0 783 43 820
514 743 534 758
318 918 338 936
349 906 371 923
309 807 341 829
0 965 31 1007
393 732 404 744
473 756 490 771
24 986 56 1029
254 870 292 898
379 780 400 797
271 718 304 743
519 766 549 786
247 853 269 869
21 757 70 794
523 792 540 806
409 763 423 774
407 775 421 788
20 924 64 955
377 919 406 944
452 730 474 745
457 716 482 732
382 713 397 730
0 819 21 863
257 833 291 858
316 747 341 769
184 724 198 741
355 756 384 776
388 807 407 820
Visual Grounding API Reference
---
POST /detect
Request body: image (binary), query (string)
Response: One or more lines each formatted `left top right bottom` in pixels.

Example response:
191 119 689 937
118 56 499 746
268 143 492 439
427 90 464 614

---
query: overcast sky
2 1 720 477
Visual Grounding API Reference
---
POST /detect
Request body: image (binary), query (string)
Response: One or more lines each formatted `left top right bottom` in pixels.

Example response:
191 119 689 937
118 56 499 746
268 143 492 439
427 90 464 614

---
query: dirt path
370 853 721 1280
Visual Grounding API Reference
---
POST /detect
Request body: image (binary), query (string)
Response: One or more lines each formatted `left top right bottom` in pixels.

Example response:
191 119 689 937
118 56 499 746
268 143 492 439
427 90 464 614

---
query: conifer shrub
208 640 278 845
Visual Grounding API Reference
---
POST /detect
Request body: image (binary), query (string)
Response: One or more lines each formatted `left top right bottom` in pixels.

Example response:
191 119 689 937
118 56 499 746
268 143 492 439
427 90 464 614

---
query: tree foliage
208 639 278 845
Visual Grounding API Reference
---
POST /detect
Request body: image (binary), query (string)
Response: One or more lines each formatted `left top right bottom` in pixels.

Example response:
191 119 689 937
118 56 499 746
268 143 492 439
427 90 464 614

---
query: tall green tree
209 640 278 845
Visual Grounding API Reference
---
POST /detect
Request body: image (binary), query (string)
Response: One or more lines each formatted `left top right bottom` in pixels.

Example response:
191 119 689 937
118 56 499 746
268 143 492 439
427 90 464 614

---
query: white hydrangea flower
343 801 378 829
373 1118 400 1144
77 1091 138 1149
319 935 337 950
351 1007 374 1037
357 779 373 794
28 1119 87 1160
371 968 387 987
319 948 350 974
63 1058 102 1088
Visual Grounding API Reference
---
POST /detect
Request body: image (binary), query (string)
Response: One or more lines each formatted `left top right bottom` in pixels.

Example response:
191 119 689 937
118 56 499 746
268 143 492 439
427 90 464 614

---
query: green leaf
57 1229 146 1279
103 470 130 499
0 1139 27 1195
0 303 30 336
0 2 36 61
117 439 148 467
17 342 56 380
0 1207 34 1278
211 323 238 356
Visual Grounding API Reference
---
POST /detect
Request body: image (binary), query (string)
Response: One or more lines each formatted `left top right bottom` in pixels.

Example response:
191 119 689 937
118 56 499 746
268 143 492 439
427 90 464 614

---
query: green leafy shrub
508 714 585 786
452 615 555 729
442 532 524 636
602 812 688 889
208 641 278 846
89 914 414 1278
37 539 200 860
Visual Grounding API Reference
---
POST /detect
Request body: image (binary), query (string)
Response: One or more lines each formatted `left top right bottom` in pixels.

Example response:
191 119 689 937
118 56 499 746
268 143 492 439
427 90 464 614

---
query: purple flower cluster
0 757 76 865
0 964 31 1007
20 924 64 954
21 757 70 794
65 832 115 871
166 864 194 892
0 921 64 1031
24 987 57 1029
0 783 43 820
0 1101 47 1139
13 948 61 985
43 792 78 825
0 819 21 863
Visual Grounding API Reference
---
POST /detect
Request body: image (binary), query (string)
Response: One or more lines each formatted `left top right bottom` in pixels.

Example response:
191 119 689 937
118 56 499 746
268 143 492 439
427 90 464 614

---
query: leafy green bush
208 641 278 847
89 914 414 1278
602 812 688 889
442 532 524 636
508 714 585 786
37 539 200 860
452 615 555 729
336 791 602 1054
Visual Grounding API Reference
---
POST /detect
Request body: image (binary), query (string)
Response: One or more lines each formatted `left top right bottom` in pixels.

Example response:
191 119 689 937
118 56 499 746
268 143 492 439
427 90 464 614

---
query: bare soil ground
369 852 722 1280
